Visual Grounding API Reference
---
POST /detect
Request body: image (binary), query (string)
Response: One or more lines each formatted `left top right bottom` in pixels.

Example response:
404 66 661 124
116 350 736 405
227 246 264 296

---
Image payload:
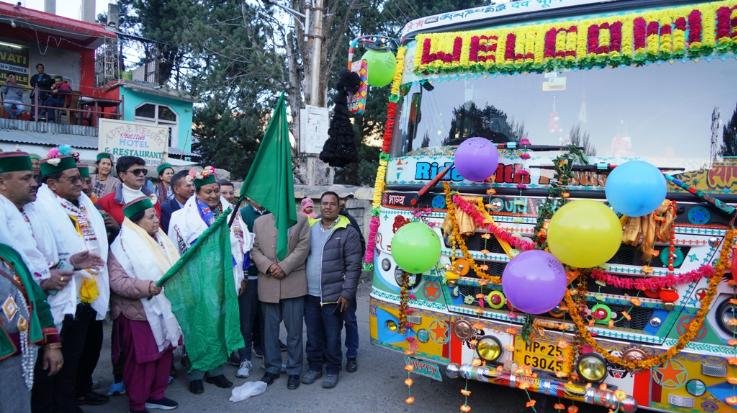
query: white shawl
167 195 251 291
111 219 182 351
0 194 57 281
35 184 110 327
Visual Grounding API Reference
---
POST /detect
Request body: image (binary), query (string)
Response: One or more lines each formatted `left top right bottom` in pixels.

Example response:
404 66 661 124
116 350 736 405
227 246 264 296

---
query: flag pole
228 196 245 228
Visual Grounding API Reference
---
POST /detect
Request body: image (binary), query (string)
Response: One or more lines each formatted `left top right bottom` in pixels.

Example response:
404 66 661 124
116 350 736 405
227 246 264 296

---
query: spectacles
127 168 148 176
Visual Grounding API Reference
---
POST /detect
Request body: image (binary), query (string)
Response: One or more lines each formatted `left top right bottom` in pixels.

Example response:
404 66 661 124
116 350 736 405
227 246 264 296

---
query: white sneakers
236 360 253 378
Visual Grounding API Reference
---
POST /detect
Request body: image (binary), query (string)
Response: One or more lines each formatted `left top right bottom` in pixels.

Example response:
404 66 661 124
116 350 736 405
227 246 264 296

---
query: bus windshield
397 48 737 172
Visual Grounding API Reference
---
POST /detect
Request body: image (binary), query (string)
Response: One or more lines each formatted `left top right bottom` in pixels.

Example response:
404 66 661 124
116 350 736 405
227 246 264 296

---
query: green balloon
362 48 397 87
391 222 441 274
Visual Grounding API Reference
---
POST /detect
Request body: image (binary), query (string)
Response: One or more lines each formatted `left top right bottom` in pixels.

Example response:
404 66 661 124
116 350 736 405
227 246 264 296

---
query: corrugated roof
0 128 198 158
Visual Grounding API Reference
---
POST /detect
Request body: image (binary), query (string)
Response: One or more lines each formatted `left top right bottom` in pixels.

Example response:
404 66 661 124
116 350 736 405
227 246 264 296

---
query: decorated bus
359 0 737 412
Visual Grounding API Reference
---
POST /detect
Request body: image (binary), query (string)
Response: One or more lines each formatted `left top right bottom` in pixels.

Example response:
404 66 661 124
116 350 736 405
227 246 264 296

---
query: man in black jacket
301 191 362 389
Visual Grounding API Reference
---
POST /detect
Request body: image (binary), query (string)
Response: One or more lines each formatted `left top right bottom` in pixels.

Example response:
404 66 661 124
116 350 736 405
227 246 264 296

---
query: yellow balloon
547 200 622 268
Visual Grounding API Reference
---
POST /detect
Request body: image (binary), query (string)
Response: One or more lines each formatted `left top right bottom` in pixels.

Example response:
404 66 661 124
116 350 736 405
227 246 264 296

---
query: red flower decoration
393 215 409 233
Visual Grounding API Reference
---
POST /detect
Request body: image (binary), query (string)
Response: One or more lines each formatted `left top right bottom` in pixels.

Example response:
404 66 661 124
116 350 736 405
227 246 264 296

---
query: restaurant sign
98 119 169 168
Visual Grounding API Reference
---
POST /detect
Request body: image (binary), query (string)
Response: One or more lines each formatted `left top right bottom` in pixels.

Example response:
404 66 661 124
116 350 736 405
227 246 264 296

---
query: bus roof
399 0 611 38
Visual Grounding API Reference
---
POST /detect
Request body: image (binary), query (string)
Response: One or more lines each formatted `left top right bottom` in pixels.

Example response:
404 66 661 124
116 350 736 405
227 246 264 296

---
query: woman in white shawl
167 166 251 395
108 196 181 413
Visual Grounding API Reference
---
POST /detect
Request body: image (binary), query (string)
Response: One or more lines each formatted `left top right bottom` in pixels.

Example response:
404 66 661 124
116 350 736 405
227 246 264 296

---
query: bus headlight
476 336 502 362
576 353 607 383
716 299 737 335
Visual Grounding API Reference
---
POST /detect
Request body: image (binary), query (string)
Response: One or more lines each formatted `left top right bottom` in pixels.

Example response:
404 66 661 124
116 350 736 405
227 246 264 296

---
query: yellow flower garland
565 228 736 370
413 1 736 75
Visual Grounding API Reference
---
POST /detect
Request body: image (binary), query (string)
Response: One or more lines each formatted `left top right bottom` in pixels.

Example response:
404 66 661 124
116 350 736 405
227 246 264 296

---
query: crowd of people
0 147 365 413
2 63 75 122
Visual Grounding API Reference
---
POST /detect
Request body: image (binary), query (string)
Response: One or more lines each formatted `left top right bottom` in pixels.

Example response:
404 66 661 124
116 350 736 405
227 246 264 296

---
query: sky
22 0 112 21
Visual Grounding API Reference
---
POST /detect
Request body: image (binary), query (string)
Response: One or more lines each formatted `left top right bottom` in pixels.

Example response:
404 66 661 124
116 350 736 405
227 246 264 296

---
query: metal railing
0 83 122 127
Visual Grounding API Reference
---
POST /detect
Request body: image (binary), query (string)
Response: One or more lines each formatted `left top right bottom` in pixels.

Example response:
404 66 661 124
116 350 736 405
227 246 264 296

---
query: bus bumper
446 363 638 413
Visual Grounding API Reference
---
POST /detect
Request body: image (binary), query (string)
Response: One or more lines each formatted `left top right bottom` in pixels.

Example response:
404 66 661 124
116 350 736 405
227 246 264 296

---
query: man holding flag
240 94 309 390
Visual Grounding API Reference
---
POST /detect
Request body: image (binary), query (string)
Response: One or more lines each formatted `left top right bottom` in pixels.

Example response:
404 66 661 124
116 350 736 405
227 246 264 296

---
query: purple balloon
501 250 567 315
454 137 500 182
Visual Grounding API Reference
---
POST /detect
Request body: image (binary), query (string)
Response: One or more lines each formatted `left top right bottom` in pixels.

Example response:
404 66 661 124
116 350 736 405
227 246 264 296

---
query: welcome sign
414 1 737 75
98 119 169 168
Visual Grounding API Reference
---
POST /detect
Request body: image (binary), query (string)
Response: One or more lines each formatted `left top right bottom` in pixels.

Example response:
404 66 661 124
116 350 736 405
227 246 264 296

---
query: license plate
404 356 443 382
513 337 571 375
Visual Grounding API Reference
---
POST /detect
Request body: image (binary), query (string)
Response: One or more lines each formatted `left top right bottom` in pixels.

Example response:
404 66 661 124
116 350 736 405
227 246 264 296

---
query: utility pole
308 0 323 106
266 0 332 185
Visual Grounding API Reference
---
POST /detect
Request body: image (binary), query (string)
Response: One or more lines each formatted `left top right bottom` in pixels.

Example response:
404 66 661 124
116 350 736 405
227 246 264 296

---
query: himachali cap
194 174 216 190
123 196 154 220
192 166 217 190
0 151 33 173
96 152 112 162
40 156 78 177
78 165 91 178
157 162 174 176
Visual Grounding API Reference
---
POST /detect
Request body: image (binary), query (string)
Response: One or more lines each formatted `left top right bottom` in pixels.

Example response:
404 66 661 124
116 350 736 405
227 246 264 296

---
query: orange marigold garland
399 270 410 333
444 182 501 284
565 228 736 370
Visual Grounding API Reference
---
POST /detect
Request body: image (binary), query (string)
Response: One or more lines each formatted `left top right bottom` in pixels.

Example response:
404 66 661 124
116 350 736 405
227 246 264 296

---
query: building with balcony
0 1 197 165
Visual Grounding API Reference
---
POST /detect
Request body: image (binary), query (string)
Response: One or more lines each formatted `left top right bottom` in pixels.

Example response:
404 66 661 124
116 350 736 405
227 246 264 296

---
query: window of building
134 103 178 147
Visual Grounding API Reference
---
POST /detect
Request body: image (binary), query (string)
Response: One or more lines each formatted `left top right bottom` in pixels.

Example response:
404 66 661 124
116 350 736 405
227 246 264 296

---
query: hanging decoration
363 46 407 271
450 189 536 252
319 70 362 167
413 1 737 75
445 185 501 284
590 265 715 291
621 200 677 262
564 228 736 370
398 271 411 333
532 146 585 248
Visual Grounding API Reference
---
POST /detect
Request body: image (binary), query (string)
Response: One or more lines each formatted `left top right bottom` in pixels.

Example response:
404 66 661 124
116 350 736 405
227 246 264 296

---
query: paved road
85 280 609 413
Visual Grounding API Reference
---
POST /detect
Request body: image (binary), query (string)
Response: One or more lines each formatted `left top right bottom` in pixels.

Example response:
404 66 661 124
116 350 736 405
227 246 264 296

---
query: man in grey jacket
301 191 362 389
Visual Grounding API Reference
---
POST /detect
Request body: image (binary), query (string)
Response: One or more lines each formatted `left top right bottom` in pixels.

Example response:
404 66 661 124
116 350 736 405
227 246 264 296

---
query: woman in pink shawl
299 197 318 219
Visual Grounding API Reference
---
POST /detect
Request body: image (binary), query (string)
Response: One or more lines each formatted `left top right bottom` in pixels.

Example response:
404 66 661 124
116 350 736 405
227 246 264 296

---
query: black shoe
287 374 300 390
346 357 358 373
254 347 264 358
205 374 233 388
260 372 279 386
77 391 109 405
279 340 288 352
145 397 178 410
188 379 204 394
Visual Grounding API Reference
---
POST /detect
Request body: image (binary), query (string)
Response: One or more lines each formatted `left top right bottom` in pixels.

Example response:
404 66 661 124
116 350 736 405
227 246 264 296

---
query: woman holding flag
167 166 251 394
108 196 181 413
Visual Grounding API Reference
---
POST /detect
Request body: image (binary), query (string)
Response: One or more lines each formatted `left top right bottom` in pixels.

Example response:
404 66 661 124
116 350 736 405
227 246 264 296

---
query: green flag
239 93 297 260
157 211 243 372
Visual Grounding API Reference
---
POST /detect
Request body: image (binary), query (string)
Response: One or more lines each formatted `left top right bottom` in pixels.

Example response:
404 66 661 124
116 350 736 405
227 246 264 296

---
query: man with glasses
96 156 161 225
33 152 111 411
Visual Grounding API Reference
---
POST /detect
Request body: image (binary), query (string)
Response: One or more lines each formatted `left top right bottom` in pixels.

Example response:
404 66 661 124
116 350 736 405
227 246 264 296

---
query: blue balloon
605 160 667 217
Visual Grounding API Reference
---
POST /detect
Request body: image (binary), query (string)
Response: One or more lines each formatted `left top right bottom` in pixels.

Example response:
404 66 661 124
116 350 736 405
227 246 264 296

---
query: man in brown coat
250 213 310 390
